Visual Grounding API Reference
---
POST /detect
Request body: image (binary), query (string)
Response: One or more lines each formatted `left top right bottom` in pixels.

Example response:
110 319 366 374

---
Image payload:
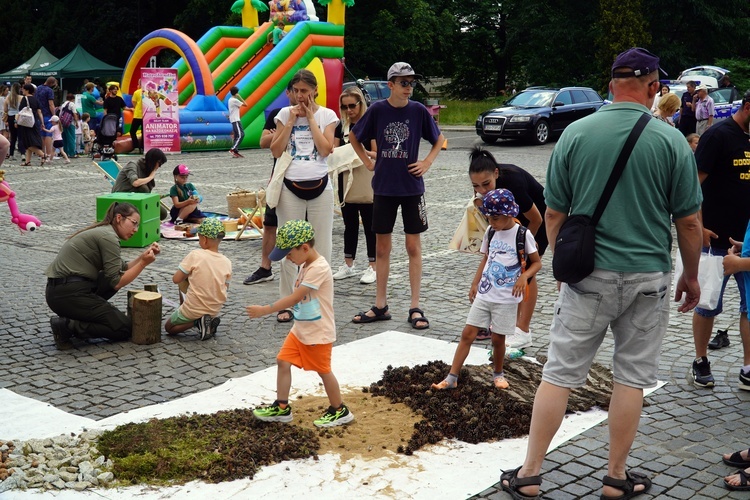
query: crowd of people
10 48 747 495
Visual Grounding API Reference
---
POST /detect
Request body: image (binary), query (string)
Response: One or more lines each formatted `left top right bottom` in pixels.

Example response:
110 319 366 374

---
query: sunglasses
395 80 418 88
340 102 360 110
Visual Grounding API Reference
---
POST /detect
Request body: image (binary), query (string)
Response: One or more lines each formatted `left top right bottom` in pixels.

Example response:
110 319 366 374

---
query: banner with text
140 68 180 153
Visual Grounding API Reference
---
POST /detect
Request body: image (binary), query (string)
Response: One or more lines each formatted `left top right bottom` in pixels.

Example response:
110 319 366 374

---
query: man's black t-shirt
696 118 750 249
103 96 126 118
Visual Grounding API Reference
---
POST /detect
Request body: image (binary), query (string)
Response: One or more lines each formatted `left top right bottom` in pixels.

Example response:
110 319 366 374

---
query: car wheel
480 135 498 144
532 120 550 145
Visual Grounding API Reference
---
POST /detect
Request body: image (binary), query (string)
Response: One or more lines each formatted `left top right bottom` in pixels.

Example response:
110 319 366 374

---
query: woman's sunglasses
340 102 360 110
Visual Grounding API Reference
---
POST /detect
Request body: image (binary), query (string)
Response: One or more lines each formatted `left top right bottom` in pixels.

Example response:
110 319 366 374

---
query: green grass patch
97 409 320 485
437 97 509 126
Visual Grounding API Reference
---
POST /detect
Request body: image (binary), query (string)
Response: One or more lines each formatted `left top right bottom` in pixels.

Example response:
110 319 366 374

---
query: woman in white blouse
270 69 339 321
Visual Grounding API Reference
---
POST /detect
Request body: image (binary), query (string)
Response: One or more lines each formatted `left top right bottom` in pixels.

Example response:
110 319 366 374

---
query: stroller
91 114 119 161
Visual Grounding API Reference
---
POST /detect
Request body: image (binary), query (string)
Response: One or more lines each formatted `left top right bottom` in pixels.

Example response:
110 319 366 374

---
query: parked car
475 86 605 145
342 80 391 106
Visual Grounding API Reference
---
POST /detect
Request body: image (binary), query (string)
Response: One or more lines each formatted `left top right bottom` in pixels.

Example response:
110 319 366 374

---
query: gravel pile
0 431 114 493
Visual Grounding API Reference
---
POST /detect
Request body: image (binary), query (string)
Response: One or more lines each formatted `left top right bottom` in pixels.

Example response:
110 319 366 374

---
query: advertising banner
140 68 180 153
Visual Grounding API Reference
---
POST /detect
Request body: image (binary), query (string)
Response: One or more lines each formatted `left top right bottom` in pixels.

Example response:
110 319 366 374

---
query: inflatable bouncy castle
119 0 353 151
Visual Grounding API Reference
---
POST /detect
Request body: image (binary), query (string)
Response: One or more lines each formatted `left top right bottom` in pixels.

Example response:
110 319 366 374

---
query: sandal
725 469 750 491
20 161 31 166
352 305 391 324
724 448 750 468
500 466 541 499
601 471 652 500
276 310 293 323
407 308 430 330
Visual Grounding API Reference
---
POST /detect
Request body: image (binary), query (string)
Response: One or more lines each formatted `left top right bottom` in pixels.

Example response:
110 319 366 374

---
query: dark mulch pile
366 357 614 455
97 409 319 484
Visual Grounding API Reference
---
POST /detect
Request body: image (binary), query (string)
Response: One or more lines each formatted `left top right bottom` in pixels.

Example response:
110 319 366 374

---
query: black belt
697 119 708 122
47 276 93 286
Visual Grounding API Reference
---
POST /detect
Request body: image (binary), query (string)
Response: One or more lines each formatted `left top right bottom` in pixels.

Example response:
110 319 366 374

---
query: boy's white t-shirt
228 96 242 123
478 224 538 304
275 105 339 181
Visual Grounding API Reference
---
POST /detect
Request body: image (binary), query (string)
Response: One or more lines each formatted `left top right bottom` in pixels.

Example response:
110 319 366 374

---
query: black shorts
372 194 428 234
263 206 277 227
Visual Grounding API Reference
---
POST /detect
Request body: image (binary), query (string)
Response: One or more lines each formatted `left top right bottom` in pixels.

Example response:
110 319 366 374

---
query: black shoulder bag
552 113 651 284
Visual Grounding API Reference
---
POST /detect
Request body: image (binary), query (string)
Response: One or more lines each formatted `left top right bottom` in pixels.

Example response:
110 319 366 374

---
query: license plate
484 125 503 131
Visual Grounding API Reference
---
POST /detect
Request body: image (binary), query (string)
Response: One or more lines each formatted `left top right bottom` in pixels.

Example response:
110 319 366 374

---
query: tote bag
449 198 489 254
327 143 373 206
265 152 293 209
674 249 723 310
16 97 35 128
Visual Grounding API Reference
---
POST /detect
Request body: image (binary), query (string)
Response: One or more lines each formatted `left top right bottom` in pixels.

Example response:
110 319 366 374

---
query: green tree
595 0 651 88
343 0 457 81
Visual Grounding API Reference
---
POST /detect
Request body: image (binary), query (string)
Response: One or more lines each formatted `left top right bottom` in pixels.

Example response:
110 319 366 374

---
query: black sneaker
692 357 715 388
708 329 730 350
50 317 74 350
740 369 750 391
198 314 211 340
202 317 221 341
243 266 273 285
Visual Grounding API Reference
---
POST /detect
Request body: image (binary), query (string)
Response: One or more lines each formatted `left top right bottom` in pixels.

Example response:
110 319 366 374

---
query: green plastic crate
96 192 160 222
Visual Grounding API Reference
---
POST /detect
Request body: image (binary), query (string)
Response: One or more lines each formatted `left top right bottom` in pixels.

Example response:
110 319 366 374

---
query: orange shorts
277 332 332 373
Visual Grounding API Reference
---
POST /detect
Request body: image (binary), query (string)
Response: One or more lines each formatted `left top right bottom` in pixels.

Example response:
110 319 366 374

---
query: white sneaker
506 327 532 349
333 264 357 280
360 266 377 284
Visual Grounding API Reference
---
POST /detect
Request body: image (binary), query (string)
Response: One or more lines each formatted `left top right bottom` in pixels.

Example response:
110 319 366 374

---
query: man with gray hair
501 47 703 499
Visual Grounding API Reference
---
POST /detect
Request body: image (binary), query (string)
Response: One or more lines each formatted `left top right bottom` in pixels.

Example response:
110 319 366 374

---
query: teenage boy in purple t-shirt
349 62 444 330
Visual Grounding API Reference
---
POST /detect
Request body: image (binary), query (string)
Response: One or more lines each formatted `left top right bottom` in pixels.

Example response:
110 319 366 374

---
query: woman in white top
270 69 338 321
651 84 670 113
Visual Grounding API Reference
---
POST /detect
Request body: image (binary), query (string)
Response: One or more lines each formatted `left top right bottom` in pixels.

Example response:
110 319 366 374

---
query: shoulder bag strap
590 113 651 225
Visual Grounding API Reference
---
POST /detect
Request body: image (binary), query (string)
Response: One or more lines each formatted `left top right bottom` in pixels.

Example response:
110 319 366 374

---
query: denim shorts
695 247 748 317
543 269 671 389
465 298 516 336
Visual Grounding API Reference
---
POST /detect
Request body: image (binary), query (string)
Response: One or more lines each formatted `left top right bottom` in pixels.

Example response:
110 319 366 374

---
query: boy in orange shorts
247 220 354 427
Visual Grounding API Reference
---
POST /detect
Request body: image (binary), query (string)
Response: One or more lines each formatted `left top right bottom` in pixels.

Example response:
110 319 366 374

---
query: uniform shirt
351 99 441 196
696 117 750 249
478 224 537 305
291 255 335 345
46 225 128 289
178 249 232 318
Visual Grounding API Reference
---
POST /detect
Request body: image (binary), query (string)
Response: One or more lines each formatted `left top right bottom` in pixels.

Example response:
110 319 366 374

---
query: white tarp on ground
1 331 661 499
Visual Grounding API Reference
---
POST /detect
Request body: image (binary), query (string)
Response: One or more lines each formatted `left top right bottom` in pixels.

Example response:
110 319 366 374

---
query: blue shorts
41 118 53 137
695 247 748 317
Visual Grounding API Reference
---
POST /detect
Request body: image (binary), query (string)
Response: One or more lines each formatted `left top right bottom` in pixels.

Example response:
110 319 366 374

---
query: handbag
327 142 374 206
449 198 489 253
265 152 293 208
674 249 723 310
16 97 35 128
552 114 651 284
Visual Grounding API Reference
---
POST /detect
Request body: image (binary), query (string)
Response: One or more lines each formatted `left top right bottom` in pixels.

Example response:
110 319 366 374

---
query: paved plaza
1 131 749 498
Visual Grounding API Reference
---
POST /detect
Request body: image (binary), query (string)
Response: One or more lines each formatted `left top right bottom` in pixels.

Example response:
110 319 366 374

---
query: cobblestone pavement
1 133 748 498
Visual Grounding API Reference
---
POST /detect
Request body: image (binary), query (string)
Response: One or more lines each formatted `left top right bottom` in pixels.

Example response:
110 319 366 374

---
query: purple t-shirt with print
351 99 441 196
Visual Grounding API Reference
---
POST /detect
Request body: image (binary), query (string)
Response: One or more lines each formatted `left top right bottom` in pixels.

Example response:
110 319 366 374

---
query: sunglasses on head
395 80 418 88
340 102 360 110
